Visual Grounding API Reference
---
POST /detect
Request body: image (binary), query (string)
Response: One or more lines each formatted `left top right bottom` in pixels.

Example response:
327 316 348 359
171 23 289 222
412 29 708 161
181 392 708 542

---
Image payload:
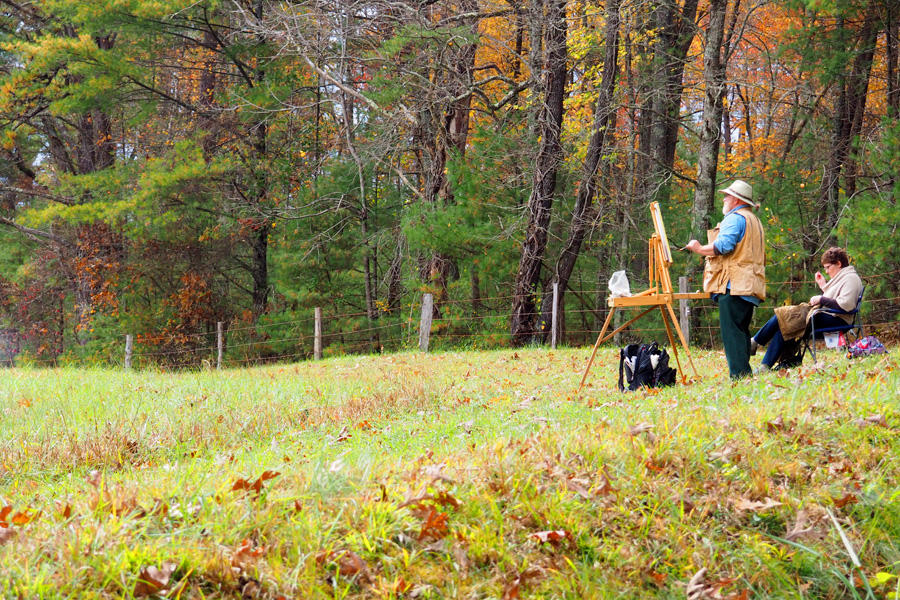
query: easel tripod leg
578 307 615 393
659 307 687 384
665 301 700 380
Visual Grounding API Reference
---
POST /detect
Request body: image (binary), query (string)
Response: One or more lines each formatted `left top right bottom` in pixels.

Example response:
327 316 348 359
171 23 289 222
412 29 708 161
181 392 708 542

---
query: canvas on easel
578 202 709 391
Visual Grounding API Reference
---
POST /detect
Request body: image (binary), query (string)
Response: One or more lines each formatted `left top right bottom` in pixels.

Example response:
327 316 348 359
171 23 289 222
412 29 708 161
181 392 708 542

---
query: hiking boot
750 338 760 356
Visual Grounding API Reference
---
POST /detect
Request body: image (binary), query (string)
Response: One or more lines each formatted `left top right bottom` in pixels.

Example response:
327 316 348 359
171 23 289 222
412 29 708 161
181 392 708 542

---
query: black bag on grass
618 342 677 392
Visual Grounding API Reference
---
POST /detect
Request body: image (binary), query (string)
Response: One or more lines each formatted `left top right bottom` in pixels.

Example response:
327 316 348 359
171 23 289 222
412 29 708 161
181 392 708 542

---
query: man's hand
810 295 822 306
686 239 715 257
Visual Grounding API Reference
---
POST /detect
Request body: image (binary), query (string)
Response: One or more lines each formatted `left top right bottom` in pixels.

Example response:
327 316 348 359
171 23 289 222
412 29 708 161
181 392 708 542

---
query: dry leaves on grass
709 446 741 463
56 502 72 520
628 422 658 444
413 507 450 542
316 550 374 584
733 497 782 513
231 539 267 571
332 426 352 444
832 492 859 508
0 526 16 545
86 471 147 518
852 414 888 428
0 505 41 527
765 415 794 433
784 510 816 542
501 566 546 600
133 562 178 598
232 470 280 497
684 567 748 600
529 530 574 549
398 490 461 510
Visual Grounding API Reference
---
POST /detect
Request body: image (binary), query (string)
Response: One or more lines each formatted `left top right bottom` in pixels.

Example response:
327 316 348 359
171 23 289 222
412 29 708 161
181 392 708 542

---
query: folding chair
802 286 865 363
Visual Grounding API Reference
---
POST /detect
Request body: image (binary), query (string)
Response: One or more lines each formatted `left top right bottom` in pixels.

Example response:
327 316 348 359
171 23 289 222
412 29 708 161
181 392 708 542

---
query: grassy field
1 346 899 599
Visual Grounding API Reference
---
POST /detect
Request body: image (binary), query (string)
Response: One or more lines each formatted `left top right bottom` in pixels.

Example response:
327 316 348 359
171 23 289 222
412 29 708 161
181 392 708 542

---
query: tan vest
702 207 766 300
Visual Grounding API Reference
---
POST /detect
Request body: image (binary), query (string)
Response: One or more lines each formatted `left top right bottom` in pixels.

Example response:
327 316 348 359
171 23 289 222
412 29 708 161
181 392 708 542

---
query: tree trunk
690 0 730 246
420 1 478 319
814 2 878 248
510 0 567 346
250 223 270 316
641 0 700 205
888 7 899 117
250 0 271 319
539 0 620 341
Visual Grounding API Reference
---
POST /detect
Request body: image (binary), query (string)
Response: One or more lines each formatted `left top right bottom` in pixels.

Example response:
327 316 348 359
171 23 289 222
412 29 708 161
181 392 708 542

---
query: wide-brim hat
718 180 757 207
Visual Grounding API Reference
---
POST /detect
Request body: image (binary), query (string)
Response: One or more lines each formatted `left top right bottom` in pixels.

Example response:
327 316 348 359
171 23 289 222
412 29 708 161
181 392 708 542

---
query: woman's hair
822 247 850 268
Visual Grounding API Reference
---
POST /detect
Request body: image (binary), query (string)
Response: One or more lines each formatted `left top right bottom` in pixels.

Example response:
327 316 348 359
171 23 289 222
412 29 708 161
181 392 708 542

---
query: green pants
717 292 755 379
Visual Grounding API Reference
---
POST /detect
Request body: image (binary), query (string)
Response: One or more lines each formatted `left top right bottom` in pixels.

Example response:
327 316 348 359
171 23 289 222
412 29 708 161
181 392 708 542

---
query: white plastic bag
608 270 631 297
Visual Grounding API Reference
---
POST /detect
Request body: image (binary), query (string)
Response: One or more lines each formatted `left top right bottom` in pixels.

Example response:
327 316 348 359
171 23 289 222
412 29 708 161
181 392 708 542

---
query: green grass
1 347 899 599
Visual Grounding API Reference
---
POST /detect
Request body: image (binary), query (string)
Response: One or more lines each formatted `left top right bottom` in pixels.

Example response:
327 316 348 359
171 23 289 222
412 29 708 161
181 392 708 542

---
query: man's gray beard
722 203 730 216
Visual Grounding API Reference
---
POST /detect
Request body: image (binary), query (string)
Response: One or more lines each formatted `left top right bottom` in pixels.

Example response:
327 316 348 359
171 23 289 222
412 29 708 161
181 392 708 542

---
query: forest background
0 0 897 367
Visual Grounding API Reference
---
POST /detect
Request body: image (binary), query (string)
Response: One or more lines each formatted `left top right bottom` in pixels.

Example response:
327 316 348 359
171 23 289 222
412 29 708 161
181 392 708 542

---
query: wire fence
6 271 899 369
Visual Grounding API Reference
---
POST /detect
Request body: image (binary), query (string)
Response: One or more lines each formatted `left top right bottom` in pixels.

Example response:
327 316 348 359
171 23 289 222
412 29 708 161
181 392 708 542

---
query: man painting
686 180 766 379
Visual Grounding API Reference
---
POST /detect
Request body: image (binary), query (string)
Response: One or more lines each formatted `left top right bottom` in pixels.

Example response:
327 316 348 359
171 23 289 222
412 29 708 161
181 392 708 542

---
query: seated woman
752 247 863 371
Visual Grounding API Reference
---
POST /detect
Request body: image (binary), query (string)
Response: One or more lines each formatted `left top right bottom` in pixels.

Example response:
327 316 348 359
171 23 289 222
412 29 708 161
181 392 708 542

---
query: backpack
618 342 678 392
847 335 887 358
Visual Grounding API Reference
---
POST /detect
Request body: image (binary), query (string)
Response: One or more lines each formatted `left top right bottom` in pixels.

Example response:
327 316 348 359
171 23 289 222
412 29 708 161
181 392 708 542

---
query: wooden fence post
314 307 323 360
551 282 559 349
679 276 690 347
419 293 433 352
125 334 133 370
217 321 224 371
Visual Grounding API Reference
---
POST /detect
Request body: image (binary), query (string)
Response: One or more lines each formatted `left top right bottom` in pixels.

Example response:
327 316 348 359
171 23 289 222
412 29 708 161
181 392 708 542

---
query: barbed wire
7 266 899 368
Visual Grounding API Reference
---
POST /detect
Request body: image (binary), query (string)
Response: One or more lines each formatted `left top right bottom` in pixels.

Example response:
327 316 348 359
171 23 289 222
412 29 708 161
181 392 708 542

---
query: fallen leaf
784 510 814 542
385 577 413 595
432 491 460 509
852 414 887 428
133 562 177 597
0 526 16 545
709 446 739 462
644 459 666 473
766 415 790 433
685 567 708 600
232 539 267 569
734 497 782 512
628 422 654 436
529 530 573 548
11 510 40 526
233 470 280 497
671 494 695 514
501 578 520 600
87 470 102 488
334 426 352 443
89 487 144 518
240 577 260 599
647 569 667 586
565 478 591 499
592 469 616 497
317 550 373 582
418 507 450 541
452 543 469 575
832 492 858 508
424 464 456 484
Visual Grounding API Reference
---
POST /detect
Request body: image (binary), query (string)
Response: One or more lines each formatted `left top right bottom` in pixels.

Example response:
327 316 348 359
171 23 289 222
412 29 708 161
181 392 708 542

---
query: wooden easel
579 202 709 391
